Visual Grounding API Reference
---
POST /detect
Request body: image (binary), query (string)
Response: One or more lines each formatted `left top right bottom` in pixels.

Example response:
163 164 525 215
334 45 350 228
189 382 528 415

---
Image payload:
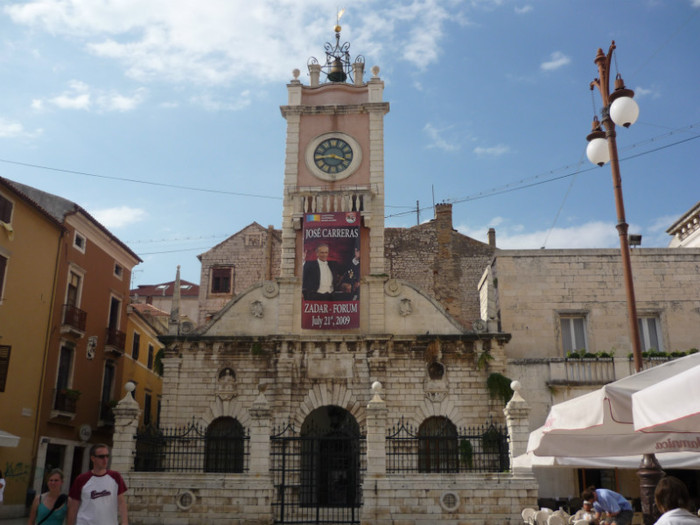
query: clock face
305 132 362 181
314 138 353 175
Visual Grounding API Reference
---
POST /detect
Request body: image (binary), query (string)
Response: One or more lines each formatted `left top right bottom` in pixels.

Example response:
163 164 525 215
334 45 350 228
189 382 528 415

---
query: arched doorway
301 406 361 507
271 405 364 523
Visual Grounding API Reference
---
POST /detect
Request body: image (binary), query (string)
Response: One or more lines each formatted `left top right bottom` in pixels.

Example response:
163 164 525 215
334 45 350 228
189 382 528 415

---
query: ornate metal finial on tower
308 8 364 85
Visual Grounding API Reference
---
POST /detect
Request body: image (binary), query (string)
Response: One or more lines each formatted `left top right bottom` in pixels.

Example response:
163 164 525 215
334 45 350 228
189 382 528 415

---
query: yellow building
0 179 64 514
123 304 166 428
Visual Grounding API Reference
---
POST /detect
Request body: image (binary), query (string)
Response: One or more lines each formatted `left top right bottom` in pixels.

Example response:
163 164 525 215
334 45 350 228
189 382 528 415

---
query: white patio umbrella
0 429 20 447
528 352 700 458
632 363 700 433
514 450 700 470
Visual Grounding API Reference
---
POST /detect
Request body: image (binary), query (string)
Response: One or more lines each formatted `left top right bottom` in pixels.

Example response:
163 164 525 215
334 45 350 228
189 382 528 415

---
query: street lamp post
586 41 662 525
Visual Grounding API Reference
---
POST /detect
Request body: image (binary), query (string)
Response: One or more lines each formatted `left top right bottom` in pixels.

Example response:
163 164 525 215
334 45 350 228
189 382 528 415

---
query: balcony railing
61 304 87 334
53 388 78 413
104 327 126 355
289 185 375 214
547 357 616 386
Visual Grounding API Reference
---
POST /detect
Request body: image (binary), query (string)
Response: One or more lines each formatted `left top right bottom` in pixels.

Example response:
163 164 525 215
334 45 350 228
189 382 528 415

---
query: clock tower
279 26 389 333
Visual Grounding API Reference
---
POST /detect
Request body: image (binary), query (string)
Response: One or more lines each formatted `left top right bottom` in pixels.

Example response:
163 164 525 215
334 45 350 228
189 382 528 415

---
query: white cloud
3 0 459 86
0 117 42 138
456 220 620 249
91 206 147 229
540 51 571 71
648 214 678 233
515 5 533 14
424 123 459 152
190 90 252 112
474 144 509 157
633 85 660 99
693 0 700 7
0 117 28 138
97 88 147 112
36 80 146 112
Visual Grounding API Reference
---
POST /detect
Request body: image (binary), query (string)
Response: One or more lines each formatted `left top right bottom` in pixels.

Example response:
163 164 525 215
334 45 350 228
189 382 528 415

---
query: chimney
435 203 453 232
488 228 496 247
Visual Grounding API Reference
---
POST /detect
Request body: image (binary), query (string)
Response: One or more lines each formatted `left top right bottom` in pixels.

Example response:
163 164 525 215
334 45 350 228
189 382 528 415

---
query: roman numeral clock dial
305 132 362 181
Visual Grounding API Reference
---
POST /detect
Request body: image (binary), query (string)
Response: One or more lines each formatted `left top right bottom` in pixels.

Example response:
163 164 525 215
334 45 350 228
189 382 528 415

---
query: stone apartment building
114 30 538 525
487 247 700 501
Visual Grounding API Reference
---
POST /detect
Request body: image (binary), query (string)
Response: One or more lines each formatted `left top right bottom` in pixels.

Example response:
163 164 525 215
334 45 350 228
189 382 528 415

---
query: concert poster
301 212 360 329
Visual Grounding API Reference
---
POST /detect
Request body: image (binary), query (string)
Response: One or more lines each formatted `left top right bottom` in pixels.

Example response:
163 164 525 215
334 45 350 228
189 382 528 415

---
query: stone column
111 382 141 474
248 386 272 475
361 382 390 525
247 386 274 523
503 380 531 475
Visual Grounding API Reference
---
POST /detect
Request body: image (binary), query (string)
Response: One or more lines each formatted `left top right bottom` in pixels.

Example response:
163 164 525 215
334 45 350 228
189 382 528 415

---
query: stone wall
385 204 495 330
491 248 700 360
198 224 282 323
114 351 538 525
158 336 510 431
196 205 494 332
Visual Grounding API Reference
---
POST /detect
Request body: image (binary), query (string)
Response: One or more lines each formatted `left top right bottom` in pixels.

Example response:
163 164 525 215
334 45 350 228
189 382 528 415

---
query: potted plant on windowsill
61 388 81 400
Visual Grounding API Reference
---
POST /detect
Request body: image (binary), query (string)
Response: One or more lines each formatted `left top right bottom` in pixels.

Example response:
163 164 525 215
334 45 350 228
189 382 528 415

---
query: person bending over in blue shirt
581 486 634 525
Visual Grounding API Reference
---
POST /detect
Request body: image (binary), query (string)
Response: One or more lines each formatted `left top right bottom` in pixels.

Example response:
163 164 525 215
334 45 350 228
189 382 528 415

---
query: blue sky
1 0 699 288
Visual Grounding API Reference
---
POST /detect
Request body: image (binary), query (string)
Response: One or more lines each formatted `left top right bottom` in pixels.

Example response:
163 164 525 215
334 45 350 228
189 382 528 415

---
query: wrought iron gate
271 423 365 524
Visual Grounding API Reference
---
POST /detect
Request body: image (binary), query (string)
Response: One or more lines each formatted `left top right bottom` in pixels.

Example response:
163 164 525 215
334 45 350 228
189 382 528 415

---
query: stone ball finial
371 65 380 77
510 380 521 393
292 68 300 80
125 381 136 393
370 381 384 403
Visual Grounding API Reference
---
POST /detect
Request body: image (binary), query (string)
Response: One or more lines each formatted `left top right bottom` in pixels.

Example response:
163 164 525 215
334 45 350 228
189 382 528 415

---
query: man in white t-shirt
67 444 128 525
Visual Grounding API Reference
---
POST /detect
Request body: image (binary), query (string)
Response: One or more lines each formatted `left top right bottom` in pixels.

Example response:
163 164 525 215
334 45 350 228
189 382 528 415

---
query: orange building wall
0 185 63 508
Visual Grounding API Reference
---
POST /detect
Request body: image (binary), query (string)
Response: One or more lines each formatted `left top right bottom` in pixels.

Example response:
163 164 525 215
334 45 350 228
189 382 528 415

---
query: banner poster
302 211 360 329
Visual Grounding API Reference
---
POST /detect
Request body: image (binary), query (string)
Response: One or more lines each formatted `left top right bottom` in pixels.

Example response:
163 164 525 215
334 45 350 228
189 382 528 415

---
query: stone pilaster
248 387 272 475
111 382 141 474
361 382 391 525
503 380 531 475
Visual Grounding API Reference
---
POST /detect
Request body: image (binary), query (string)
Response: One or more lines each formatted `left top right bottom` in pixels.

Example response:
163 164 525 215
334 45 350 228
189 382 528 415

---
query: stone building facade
112 30 539 524
197 223 282 324
483 248 700 501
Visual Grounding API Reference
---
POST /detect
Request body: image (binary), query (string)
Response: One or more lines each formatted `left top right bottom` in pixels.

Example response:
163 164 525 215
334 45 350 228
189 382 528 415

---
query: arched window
418 416 458 473
205 417 244 473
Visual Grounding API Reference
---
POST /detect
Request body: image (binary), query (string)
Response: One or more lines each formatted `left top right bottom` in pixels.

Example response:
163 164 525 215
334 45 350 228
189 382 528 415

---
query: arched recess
204 416 245 473
417 416 458 473
299 405 362 508
203 393 250 427
295 383 365 429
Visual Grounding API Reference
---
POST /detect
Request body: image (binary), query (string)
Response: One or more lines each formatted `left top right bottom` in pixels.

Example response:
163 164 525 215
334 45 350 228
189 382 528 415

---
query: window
54 344 75 411
100 360 116 421
0 193 12 223
561 315 587 355
73 231 86 253
144 392 152 426
0 254 7 303
211 267 232 294
147 344 154 370
0 345 10 392
131 333 140 360
205 417 245 473
66 271 82 307
418 416 458 473
114 263 123 279
638 316 663 352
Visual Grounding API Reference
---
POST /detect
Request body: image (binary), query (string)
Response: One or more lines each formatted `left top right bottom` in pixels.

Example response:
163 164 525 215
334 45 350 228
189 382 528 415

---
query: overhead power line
0 158 282 201
385 128 700 220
